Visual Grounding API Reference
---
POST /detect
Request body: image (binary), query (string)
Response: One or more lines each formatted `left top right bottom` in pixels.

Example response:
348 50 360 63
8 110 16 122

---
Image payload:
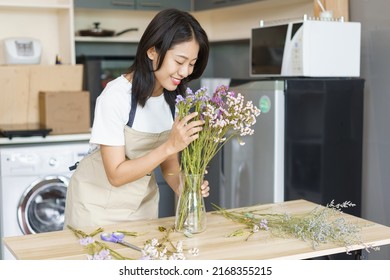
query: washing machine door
17 175 70 234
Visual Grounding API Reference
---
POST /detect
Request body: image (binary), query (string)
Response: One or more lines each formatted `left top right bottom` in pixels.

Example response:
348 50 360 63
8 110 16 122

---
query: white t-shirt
90 75 174 146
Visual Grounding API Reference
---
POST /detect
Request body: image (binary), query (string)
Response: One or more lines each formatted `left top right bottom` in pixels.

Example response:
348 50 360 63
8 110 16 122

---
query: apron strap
127 93 175 127
69 162 79 171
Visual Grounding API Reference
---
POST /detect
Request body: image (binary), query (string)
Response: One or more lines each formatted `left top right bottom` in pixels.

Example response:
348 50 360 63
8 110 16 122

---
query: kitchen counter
4 199 390 260
0 133 91 146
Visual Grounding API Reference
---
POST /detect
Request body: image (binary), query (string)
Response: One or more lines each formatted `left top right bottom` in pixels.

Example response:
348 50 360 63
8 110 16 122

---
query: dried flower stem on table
67 225 132 260
67 225 199 260
213 200 380 254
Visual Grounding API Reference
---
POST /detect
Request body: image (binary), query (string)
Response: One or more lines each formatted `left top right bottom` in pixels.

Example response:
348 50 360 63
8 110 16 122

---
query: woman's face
148 39 199 96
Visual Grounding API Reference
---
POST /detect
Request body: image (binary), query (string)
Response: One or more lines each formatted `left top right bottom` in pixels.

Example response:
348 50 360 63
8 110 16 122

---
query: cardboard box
39 91 90 135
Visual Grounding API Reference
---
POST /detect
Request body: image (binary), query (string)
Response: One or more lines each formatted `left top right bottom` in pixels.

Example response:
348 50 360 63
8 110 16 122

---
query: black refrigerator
220 78 364 219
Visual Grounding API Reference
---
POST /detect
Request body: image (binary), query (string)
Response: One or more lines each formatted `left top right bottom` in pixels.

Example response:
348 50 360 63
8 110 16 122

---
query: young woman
64 9 210 228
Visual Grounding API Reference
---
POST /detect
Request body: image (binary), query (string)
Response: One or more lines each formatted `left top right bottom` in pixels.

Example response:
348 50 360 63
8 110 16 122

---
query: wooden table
4 199 390 260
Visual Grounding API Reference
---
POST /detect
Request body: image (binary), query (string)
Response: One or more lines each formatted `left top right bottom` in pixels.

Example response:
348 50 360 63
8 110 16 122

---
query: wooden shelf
0 0 75 65
0 0 72 9
74 36 139 43
0 3 70 9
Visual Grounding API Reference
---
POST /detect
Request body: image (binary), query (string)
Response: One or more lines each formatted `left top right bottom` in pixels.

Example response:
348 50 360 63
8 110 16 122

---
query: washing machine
0 141 89 260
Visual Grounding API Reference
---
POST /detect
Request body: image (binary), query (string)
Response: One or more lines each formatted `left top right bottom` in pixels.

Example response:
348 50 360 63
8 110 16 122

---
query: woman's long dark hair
128 8 209 107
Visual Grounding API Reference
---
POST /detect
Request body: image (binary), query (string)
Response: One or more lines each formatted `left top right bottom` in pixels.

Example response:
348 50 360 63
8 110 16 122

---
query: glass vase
174 173 206 234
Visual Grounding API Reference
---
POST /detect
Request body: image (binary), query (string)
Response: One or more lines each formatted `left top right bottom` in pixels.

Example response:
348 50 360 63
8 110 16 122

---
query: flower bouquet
174 85 261 234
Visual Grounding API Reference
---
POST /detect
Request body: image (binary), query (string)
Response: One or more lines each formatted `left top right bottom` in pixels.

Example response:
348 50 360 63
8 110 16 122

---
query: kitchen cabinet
0 0 75 65
75 0 135 10
74 0 191 11
194 0 260 11
74 0 315 44
137 0 190 11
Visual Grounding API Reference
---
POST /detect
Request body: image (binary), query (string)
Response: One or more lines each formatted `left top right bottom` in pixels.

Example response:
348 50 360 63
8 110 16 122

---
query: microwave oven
250 18 361 77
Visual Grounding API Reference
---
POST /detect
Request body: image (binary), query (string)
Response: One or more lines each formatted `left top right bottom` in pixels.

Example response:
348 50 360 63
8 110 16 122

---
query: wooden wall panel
0 66 30 125
313 0 349 21
0 65 83 126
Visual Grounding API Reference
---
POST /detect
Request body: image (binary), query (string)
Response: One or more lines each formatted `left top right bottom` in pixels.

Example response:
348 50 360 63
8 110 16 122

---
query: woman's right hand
166 111 204 154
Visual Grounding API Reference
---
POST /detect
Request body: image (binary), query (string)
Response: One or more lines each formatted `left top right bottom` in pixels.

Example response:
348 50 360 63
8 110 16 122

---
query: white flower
176 240 183 253
189 247 200 256
169 252 186 260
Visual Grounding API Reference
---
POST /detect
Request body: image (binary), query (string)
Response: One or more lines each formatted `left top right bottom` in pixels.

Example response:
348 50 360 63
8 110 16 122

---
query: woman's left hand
201 180 210 197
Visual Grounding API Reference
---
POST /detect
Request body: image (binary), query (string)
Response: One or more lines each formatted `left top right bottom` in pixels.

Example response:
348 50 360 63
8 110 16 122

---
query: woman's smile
171 77 182 86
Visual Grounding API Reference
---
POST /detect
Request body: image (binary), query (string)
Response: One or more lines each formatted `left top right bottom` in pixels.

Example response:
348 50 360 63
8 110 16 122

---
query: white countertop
0 133 91 146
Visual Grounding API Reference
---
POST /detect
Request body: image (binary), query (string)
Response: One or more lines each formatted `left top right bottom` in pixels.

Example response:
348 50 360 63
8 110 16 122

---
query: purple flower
97 249 112 260
186 87 193 95
79 236 94 245
211 95 223 106
175 95 185 104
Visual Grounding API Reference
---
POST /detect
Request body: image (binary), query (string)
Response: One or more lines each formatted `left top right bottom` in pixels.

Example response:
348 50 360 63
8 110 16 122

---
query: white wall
350 0 390 260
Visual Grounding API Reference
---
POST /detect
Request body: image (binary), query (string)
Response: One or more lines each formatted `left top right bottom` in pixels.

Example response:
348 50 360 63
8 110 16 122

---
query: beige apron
64 126 171 228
